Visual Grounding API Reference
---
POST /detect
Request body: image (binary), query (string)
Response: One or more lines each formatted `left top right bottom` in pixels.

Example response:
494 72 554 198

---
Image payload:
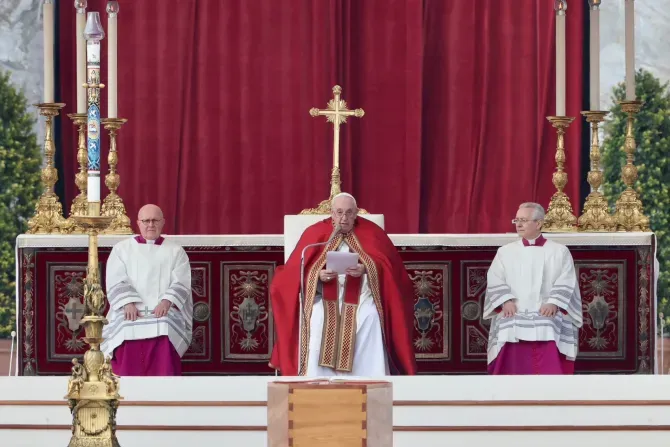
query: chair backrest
283 214 385 263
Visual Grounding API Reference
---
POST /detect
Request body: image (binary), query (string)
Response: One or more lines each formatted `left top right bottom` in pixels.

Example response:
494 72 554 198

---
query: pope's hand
153 299 172 318
319 269 337 282
346 263 366 278
123 303 139 321
501 300 517 318
539 303 558 318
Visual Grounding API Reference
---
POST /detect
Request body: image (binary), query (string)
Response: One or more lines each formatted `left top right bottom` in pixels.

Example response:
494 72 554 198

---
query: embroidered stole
299 230 382 375
318 254 363 372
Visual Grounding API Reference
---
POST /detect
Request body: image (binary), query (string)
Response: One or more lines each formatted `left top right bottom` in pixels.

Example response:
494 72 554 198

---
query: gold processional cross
301 85 365 214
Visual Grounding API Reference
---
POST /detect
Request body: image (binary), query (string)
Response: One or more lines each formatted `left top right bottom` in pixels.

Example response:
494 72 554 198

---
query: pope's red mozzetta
269 217 417 376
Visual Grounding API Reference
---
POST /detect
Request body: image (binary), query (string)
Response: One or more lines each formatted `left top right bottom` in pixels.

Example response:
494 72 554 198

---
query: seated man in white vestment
483 202 583 374
269 193 417 377
101 204 193 376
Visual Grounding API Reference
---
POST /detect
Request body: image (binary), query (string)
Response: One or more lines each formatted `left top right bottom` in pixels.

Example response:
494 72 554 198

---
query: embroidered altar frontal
15 233 656 375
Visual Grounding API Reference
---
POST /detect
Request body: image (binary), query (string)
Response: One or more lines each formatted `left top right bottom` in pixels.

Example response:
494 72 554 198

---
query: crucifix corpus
301 85 365 214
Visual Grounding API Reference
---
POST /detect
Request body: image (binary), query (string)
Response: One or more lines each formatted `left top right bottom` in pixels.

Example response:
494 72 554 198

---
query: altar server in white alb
483 202 582 374
101 204 193 376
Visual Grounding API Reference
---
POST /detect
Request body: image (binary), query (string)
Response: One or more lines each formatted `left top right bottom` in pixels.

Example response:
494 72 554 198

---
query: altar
15 231 657 376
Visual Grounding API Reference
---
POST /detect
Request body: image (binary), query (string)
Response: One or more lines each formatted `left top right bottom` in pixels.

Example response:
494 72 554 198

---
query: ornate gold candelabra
66 208 121 447
66 113 89 232
27 103 74 234
543 116 577 232
100 118 132 234
612 100 650 231
578 111 615 231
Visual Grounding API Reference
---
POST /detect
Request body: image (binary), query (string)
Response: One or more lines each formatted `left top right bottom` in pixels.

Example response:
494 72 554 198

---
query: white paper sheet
326 251 359 274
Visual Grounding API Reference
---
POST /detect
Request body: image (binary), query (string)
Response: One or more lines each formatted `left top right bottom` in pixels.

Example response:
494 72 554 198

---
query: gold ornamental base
579 191 614 231
101 192 132 234
66 322 121 447
27 103 74 234
28 192 73 234
300 166 343 214
66 113 90 233
543 116 577 232
613 188 650 232
544 191 577 232
578 110 615 231
67 212 122 447
100 118 132 234
612 100 650 232
300 166 368 215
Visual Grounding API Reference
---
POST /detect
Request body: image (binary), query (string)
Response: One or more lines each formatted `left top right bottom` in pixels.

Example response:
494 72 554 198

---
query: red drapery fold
56 0 584 234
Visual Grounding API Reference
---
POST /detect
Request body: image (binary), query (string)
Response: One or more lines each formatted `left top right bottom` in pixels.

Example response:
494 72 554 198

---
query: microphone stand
298 221 341 374
8 330 16 376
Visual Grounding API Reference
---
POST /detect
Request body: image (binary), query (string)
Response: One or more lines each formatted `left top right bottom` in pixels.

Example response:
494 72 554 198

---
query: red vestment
269 218 417 376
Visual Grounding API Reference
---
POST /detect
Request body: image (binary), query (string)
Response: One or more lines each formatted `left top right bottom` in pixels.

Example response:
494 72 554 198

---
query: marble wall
0 0 44 143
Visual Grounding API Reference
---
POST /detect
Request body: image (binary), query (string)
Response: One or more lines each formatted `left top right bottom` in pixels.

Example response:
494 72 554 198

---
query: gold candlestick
66 113 89 232
100 117 132 234
66 208 121 447
578 111 615 231
543 116 577 232
27 103 74 234
613 100 650 231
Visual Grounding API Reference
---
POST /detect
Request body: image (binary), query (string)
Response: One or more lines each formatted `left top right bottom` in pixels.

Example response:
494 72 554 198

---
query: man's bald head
138 204 163 220
137 204 165 240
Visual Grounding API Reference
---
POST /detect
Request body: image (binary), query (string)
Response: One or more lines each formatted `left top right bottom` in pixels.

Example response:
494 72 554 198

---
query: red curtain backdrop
56 0 584 235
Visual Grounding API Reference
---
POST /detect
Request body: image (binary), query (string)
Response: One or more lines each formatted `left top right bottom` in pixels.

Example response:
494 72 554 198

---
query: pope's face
331 197 358 233
137 205 165 240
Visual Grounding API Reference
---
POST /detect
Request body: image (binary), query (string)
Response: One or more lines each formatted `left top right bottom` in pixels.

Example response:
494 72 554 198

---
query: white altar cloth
15 232 656 248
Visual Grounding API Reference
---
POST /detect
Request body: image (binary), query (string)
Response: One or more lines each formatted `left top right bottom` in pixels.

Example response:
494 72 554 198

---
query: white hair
519 202 545 220
331 192 357 209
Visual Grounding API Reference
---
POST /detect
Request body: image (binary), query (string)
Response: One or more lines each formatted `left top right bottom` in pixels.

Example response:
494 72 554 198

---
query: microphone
297 216 343 373
8 330 16 376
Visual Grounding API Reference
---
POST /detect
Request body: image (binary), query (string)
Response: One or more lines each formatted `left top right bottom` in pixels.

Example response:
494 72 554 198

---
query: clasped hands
123 299 172 321
319 264 366 282
500 300 558 318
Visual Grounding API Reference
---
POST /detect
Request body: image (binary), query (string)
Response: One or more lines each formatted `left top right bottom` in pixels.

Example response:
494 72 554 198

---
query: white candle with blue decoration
84 12 105 204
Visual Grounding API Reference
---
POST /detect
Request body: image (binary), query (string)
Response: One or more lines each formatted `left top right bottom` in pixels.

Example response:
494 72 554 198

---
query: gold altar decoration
303 85 367 214
101 118 132 234
612 100 650 231
578 111 615 231
543 116 577 232
66 206 122 447
66 113 89 232
27 103 74 234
